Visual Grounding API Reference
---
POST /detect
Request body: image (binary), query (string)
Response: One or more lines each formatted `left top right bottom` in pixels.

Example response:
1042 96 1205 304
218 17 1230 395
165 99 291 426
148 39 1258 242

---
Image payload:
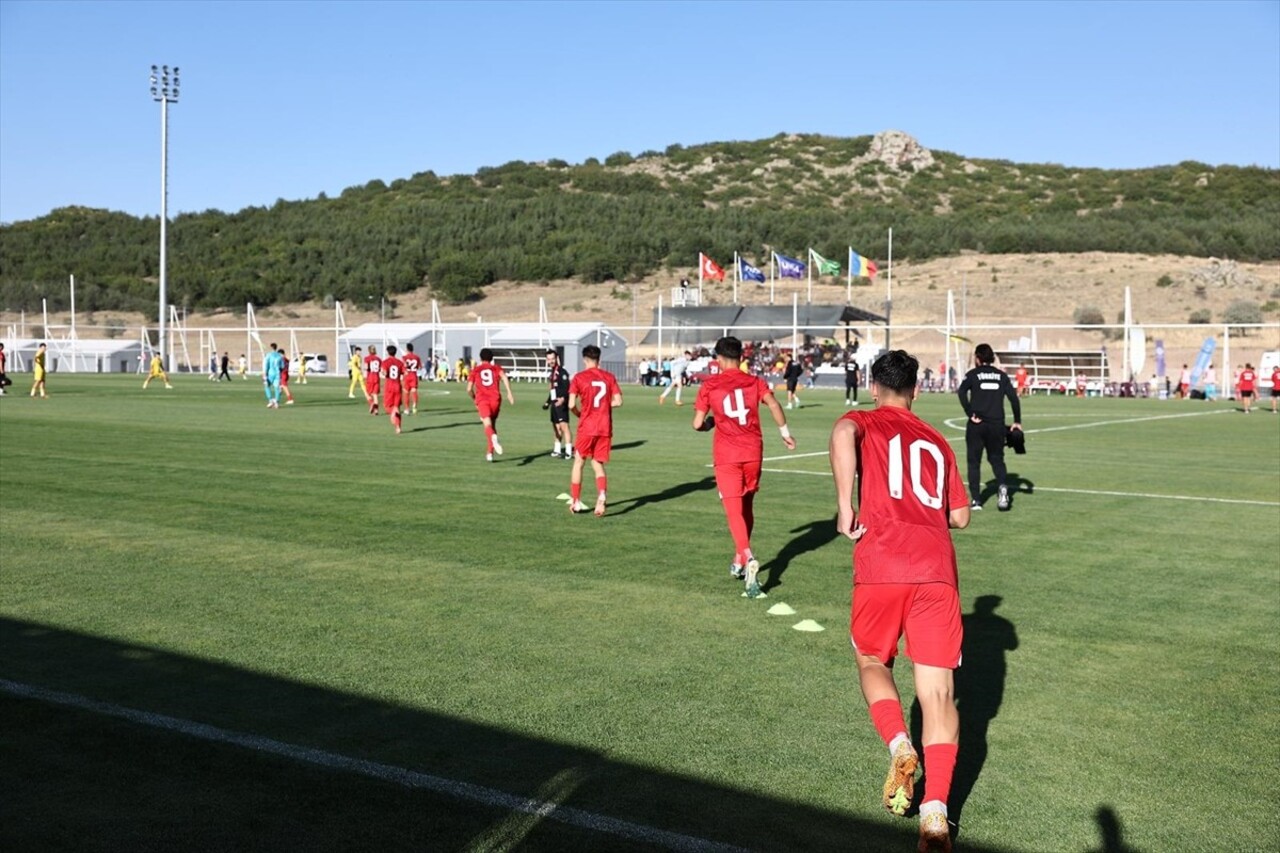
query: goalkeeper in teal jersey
263 344 285 409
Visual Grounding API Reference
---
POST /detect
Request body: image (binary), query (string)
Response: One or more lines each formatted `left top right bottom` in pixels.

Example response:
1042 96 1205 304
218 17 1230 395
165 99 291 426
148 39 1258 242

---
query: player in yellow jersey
142 353 173 389
347 347 365 399
30 342 48 398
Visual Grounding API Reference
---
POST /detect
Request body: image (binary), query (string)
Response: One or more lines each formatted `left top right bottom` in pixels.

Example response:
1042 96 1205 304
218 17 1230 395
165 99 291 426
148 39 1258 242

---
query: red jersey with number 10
470 362 505 403
570 367 621 437
695 371 775 465
840 406 968 586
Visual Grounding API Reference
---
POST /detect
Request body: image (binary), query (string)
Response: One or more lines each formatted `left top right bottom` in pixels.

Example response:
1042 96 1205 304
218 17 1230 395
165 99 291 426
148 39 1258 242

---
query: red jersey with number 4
840 407 968 586
695 371 775 465
470 362 505 404
381 356 404 388
570 367 621 437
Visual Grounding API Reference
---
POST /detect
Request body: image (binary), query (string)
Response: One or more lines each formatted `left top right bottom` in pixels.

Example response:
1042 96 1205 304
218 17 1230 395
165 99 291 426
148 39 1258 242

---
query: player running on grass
691 336 795 598
142 352 173 390
467 348 515 461
279 352 295 405
401 343 422 414
363 345 382 415
568 344 622 515
380 344 405 435
829 349 970 853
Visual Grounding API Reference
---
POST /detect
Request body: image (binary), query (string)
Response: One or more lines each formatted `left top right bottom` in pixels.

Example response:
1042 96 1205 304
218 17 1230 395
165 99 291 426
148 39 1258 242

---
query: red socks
484 425 495 450
721 496 752 560
570 483 582 502
595 476 607 498
923 743 958 806
869 699 908 747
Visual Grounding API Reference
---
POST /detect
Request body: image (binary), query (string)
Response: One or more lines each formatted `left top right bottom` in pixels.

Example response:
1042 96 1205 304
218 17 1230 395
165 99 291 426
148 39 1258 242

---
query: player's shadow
609 475 716 516
976 472 1034 507
611 440 647 452
909 594 1018 829
408 420 473 433
762 516 840 592
1087 806 1142 853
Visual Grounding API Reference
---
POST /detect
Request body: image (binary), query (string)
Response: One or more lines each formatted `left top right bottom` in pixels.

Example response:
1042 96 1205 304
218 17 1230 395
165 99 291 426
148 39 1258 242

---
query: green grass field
2 374 1278 852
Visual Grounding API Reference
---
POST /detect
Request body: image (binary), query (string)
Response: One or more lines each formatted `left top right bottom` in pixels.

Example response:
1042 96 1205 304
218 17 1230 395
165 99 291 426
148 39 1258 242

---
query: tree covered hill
2 131 1277 316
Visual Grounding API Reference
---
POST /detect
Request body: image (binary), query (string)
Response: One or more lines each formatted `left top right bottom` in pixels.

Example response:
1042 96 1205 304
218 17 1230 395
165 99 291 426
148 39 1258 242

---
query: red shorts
281 374 290 387
365 376 380 396
475 400 501 422
851 582 962 669
403 374 418 390
575 433 612 462
714 459 762 499
383 384 402 412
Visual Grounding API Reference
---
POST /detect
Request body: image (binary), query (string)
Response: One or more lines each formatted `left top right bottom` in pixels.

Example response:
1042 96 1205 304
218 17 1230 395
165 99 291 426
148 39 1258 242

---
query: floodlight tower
150 64 179 370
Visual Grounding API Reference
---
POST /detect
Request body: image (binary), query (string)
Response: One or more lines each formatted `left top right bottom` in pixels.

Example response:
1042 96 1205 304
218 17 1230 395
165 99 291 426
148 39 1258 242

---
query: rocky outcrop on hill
1188 258 1258 288
863 130 935 172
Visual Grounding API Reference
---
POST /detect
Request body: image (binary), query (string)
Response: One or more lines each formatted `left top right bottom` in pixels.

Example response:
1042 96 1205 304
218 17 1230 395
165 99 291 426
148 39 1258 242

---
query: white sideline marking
0 678 745 853
1029 487 1279 507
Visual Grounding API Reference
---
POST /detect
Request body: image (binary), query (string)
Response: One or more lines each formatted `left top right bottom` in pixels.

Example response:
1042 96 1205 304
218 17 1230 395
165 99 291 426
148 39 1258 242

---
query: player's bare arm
502 375 515 405
829 418 866 542
610 392 622 408
762 393 797 450
949 503 971 530
569 392 580 418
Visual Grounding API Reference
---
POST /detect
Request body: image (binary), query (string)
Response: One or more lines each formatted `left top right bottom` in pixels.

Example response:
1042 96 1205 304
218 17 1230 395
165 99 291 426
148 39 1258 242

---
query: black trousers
965 419 1007 501
845 375 858 400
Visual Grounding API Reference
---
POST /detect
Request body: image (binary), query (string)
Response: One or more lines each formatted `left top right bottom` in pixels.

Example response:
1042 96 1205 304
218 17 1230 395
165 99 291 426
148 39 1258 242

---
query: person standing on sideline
568 344 622 515
381 344 405 434
692 336 795 598
467 348 515 461
401 343 422 414
659 350 691 406
957 344 1022 511
363 345 382 415
1014 363 1029 397
219 351 231 382
1203 363 1218 401
1238 363 1257 414
237 354 248 380
347 347 364 400
30 343 48 397
262 343 284 409
545 349 573 458
783 352 804 409
1178 364 1191 399
844 346 861 406
208 352 219 381
279 351 296 405
828 349 970 853
142 351 173 390
1269 365 1280 413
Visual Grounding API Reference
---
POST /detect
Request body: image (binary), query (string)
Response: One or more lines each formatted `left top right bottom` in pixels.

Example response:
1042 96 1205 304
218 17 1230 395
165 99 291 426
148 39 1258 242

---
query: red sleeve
694 382 710 413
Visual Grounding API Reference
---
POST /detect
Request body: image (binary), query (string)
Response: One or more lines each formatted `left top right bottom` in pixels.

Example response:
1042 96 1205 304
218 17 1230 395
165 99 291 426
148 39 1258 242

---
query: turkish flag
700 253 725 281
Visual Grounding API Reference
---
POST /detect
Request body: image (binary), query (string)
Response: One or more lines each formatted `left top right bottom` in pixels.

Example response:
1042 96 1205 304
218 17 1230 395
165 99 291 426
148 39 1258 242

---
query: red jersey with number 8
840 407 968 586
695 371 774 465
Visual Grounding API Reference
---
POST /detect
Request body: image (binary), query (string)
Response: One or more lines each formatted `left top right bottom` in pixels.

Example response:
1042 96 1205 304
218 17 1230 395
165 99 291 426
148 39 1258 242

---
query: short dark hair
870 349 919 392
546 349 558 358
582 344 601 361
405 343 414 352
714 336 743 360
386 344 397 356
974 343 995 365
479 348 493 362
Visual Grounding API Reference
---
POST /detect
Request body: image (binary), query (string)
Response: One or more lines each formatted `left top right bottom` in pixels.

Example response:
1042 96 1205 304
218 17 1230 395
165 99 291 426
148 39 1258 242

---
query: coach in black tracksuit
957 343 1023 511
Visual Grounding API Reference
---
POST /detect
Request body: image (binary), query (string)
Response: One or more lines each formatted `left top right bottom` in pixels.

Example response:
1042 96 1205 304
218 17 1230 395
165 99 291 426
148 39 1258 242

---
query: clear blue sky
1 0 1277 224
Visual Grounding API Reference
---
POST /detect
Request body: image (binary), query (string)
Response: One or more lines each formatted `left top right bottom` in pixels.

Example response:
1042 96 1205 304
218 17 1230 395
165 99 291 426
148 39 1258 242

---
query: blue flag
1190 337 1216 386
739 258 765 283
775 253 805 279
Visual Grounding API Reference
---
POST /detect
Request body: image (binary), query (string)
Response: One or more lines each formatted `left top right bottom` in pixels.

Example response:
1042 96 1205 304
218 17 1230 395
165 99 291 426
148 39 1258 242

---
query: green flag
811 250 840 276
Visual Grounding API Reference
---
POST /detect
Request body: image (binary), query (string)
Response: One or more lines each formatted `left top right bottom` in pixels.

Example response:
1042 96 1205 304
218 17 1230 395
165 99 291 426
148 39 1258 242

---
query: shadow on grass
910 594 1018 833
0 617 1028 853
1089 806 1143 853
408 420 474 433
975 472 1034 508
762 516 840 592
609 475 717 516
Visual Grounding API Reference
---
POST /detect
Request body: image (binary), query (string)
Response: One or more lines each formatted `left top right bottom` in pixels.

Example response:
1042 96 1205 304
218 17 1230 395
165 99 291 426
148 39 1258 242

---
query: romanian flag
699 253 726 281
849 248 878 279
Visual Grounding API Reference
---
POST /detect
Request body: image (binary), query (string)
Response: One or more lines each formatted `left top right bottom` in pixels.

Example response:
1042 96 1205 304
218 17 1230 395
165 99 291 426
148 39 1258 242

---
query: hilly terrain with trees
2 131 1277 318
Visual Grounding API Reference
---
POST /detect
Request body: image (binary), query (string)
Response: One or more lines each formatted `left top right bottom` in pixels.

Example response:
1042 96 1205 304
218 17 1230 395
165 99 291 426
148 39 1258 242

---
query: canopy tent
640 304 887 346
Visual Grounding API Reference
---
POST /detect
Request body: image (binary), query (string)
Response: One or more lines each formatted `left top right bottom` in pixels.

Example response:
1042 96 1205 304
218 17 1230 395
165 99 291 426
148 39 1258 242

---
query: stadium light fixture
150 64 180 370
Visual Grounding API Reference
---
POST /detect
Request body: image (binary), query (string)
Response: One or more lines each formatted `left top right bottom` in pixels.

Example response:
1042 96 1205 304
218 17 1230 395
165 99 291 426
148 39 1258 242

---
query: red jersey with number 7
570 367 621 437
840 406 968 586
695 371 775 465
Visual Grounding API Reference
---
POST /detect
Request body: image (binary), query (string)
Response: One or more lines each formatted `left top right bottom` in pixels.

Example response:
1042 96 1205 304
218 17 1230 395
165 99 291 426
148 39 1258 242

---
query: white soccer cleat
569 500 589 514
743 558 764 598
491 438 504 456
486 453 494 463
997 485 1010 511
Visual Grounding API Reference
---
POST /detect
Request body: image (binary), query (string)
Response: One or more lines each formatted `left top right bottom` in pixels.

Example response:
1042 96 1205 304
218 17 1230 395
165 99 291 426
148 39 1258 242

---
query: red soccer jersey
363 353 382 377
695 370 775 465
570 367 621 437
1239 369 1257 392
840 407 968 586
402 352 422 376
470 362 505 403
381 356 405 388
1272 368 1280 389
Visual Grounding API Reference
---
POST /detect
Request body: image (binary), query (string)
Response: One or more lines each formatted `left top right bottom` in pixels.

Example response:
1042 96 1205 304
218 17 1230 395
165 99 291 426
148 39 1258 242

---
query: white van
301 353 329 374
1258 350 1279 390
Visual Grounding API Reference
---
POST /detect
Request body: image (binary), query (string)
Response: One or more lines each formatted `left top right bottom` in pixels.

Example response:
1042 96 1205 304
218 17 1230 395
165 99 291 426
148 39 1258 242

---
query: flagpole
657 293 663 361
806 248 813 305
770 252 776 306
792 292 799 352
885 227 894 351
847 246 853 305
733 252 739 306
697 253 703 307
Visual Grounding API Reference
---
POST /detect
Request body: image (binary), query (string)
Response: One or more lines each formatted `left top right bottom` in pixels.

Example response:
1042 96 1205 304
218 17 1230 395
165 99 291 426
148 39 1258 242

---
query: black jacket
958 365 1021 424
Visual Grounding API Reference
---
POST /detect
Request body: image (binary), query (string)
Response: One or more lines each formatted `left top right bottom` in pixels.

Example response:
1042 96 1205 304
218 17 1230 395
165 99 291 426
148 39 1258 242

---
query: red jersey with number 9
840 407 968 586
470 362 504 404
570 367 621 437
695 371 775 465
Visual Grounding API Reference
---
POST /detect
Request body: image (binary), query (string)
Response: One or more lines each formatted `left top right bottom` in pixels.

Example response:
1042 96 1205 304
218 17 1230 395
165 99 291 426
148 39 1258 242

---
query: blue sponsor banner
1190 337 1216 386
739 259 765 283
775 253 805 279
1155 339 1165 378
